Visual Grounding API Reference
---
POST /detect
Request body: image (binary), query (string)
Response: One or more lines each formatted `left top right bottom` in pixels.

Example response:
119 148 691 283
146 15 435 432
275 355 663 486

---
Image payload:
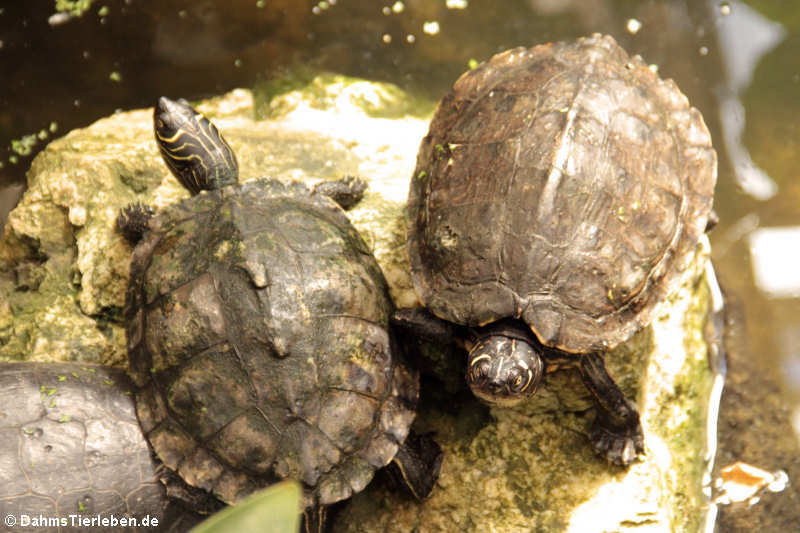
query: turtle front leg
116 203 155 245
312 175 368 210
387 431 443 500
578 352 644 466
391 308 461 346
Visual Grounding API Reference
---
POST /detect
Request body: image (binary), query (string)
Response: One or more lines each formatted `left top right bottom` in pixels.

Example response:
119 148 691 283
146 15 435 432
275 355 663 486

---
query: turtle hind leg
116 202 155 244
156 463 224 514
578 352 644 466
312 176 367 210
386 431 443 500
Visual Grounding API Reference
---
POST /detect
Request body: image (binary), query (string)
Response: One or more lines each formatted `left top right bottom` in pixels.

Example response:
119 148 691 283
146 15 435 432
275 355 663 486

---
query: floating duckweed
54 0 94 17
11 134 37 156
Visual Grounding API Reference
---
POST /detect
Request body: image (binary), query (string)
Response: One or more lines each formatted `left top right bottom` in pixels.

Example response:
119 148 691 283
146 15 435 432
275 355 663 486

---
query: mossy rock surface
0 75 717 532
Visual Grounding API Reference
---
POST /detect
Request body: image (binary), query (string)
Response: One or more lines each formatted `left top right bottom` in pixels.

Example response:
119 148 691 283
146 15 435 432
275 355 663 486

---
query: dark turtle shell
125 179 417 508
0 363 200 531
407 33 717 353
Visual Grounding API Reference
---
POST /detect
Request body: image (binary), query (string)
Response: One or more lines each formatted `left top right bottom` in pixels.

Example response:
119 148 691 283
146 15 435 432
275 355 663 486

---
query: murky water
1 0 798 530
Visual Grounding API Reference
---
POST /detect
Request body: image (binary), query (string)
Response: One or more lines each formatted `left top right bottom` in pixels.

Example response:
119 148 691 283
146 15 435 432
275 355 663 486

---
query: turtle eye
469 356 491 383
509 368 530 393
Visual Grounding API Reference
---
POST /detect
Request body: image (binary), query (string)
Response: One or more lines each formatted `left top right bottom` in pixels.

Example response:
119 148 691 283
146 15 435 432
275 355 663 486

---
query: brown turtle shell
407 34 716 353
126 179 417 509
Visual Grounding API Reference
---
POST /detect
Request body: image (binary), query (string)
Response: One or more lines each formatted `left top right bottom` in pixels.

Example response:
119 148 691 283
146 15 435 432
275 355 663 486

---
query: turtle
117 97 442 531
396 33 717 465
0 362 203 532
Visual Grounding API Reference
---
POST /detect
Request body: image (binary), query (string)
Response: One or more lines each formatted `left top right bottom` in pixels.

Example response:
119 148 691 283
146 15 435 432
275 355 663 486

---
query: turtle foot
313 175 367 210
590 417 644 466
116 203 155 244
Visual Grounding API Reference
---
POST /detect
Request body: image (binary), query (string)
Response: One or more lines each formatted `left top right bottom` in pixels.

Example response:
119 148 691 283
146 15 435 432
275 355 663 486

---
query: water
1 0 798 529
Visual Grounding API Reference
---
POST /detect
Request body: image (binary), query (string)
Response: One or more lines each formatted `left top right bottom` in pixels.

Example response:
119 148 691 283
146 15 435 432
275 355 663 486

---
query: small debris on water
48 12 72 26
749 226 800 298
626 19 642 34
713 461 789 505
423 21 440 35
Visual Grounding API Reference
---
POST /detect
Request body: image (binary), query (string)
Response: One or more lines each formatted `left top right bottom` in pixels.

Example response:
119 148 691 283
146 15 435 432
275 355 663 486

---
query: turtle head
466 335 543 406
154 96 239 195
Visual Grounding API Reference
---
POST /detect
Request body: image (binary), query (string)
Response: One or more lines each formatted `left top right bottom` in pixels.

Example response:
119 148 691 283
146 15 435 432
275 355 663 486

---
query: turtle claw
313 175 367 210
116 203 155 244
590 419 644 466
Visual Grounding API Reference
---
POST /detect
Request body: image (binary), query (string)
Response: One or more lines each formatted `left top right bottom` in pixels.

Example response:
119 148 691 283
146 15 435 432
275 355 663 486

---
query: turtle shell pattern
126 179 417 508
407 34 717 353
0 364 173 523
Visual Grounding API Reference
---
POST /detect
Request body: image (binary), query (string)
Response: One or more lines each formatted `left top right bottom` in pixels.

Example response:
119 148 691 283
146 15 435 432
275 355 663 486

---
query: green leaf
190 480 301 533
